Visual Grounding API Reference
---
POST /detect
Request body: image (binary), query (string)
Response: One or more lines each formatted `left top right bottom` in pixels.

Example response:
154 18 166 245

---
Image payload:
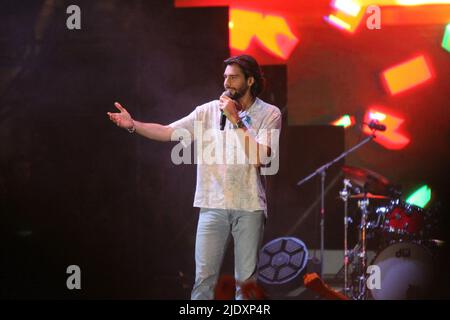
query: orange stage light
327 0 450 32
229 9 299 60
381 55 433 95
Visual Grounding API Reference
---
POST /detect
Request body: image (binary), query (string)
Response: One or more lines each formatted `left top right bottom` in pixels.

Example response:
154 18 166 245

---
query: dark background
1 0 448 299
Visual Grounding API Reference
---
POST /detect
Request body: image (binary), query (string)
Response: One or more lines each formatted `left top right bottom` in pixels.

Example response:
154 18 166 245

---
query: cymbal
349 193 390 199
342 165 391 195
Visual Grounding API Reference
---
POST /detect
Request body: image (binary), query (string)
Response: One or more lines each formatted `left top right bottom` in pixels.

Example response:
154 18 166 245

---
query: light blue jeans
191 208 265 300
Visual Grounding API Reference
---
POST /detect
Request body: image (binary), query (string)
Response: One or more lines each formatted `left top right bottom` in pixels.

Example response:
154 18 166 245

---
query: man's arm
234 124 272 167
107 102 173 142
132 121 174 142
219 96 274 167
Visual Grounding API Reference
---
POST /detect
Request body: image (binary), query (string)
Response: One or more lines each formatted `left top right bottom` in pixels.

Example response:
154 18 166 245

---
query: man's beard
227 83 248 100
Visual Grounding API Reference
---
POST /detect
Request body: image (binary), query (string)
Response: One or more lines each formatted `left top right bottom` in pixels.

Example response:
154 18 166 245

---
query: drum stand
339 179 352 296
354 197 370 300
339 182 370 300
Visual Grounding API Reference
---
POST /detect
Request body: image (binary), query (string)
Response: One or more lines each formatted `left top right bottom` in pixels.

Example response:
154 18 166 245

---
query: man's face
223 64 252 99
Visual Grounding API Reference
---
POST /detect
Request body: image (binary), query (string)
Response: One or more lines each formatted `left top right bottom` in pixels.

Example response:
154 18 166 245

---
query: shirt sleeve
168 108 199 137
255 108 282 151
167 106 203 147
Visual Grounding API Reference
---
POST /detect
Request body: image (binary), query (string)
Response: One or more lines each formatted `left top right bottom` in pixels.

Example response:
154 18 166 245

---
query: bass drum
370 242 434 300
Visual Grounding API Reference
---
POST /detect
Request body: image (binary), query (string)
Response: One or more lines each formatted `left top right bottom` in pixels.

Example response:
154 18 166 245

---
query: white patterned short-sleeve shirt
169 97 281 215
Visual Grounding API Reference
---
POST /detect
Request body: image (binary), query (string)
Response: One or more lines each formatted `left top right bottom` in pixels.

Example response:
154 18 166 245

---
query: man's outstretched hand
107 102 134 130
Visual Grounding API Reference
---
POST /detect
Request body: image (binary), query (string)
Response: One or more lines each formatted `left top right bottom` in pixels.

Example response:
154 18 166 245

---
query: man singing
108 55 281 299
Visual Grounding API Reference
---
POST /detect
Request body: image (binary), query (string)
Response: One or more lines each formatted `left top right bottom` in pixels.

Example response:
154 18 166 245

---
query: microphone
220 112 227 131
220 90 233 130
367 120 386 132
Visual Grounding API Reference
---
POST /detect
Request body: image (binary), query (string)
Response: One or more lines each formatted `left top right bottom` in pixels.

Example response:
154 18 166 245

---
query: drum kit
296 127 444 300
338 165 442 300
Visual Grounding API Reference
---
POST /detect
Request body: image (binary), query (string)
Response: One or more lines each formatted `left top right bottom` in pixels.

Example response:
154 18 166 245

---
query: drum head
370 242 434 300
